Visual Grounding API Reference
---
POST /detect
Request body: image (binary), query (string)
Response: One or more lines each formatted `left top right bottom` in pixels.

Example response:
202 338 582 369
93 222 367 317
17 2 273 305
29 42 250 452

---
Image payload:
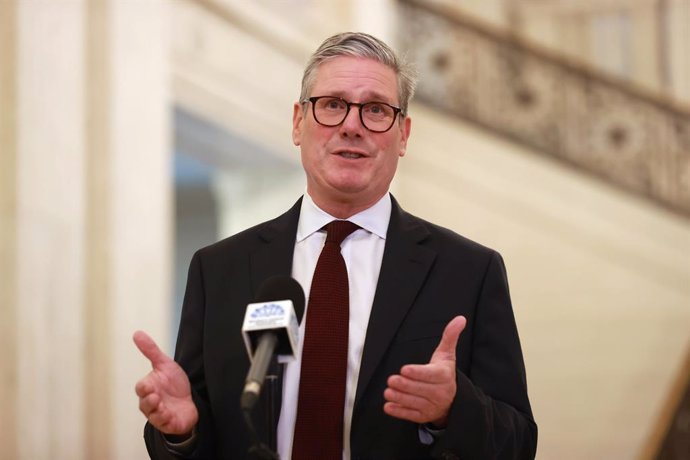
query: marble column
1 1 171 458
15 2 88 458
0 0 18 458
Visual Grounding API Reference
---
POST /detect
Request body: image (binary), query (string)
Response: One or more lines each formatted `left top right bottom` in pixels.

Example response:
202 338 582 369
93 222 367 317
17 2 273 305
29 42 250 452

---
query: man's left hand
383 315 467 428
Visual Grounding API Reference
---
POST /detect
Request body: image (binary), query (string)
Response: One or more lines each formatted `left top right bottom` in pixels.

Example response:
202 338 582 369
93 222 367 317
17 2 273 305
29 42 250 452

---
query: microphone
241 276 305 411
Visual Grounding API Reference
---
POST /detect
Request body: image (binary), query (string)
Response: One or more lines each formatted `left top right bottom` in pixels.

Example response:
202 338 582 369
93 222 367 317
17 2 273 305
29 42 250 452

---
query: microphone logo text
251 303 285 319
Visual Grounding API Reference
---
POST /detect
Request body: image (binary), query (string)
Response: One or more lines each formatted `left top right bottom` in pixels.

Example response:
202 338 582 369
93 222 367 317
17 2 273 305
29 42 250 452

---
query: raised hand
133 330 199 436
383 316 467 427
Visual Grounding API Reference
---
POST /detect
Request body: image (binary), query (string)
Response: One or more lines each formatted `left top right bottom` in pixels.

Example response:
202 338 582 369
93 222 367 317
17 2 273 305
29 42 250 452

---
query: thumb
430 316 466 363
133 330 171 369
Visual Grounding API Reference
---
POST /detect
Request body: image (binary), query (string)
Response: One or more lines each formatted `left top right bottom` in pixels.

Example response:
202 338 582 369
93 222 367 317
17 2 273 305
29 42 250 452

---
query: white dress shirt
276 192 391 460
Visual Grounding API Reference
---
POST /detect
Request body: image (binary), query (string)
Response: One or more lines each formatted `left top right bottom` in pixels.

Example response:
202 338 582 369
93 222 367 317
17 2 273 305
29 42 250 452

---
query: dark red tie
292 220 359 460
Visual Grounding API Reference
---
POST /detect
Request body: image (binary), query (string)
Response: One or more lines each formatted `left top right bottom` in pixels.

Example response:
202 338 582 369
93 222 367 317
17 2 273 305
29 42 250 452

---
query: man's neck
309 192 387 219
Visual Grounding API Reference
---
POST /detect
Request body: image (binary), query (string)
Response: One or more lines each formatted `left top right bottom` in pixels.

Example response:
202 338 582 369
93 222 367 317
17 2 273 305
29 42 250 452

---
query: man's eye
324 99 345 110
365 103 387 115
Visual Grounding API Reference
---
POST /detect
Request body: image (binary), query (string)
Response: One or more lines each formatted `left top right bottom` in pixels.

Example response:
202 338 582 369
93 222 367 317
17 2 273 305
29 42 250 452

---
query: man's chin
329 183 371 199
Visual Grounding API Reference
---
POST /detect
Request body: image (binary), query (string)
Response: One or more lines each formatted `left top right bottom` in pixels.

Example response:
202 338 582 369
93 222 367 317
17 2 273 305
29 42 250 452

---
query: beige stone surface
3 1 171 459
398 104 690 459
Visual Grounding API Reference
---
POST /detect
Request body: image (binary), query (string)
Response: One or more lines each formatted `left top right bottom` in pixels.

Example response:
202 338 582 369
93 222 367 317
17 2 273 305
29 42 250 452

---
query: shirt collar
296 192 391 242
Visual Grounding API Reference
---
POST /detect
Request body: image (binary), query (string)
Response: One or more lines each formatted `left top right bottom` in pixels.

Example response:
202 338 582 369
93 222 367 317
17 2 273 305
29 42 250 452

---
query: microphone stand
243 357 281 460
265 363 279 452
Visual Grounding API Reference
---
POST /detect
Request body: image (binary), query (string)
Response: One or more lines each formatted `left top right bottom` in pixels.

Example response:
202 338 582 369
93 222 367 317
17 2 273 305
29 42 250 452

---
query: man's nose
339 106 365 135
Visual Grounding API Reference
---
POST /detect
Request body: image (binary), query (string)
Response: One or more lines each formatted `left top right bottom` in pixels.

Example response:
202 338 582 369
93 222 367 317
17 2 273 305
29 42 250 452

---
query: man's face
292 56 411 215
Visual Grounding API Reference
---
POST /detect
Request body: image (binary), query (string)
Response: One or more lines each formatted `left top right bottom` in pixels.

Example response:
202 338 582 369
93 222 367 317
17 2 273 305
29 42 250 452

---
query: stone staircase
399 0 690 218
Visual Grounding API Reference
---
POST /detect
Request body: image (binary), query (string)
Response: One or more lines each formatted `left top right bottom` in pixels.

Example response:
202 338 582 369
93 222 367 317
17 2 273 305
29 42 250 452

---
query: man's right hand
133 330 199 436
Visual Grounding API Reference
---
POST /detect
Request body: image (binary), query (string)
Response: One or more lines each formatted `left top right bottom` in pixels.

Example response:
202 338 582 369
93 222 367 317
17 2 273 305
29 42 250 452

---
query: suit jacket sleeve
143 250 217 459
432 251 537 460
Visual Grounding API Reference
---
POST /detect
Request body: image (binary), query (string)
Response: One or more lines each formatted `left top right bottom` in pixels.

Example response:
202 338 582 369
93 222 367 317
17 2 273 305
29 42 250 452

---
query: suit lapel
354 197 436 408
249 197 302 295
249 197 302 445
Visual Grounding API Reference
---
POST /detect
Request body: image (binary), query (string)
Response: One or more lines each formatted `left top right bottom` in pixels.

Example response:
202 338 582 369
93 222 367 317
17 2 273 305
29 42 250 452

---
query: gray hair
300 32 417 116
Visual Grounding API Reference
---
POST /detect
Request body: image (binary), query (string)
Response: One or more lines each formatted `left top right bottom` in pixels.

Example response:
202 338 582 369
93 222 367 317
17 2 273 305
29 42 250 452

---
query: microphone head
255 275 305 323
241 276 305 362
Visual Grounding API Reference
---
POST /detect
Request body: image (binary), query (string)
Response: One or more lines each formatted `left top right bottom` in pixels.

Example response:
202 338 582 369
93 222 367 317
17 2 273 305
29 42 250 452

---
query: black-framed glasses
303 96 402 133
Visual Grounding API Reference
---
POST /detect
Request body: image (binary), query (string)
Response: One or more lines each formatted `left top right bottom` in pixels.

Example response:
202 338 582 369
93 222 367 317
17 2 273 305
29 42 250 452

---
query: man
134 32 537 460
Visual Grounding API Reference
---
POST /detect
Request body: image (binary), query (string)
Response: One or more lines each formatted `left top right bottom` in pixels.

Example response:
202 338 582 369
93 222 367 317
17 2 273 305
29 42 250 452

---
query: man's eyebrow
323 90 397 104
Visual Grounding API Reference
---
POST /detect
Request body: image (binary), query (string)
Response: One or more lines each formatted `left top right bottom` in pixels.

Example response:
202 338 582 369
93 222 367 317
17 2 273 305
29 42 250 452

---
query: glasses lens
361 102 395 132
313 97 348 126
311 97 398 132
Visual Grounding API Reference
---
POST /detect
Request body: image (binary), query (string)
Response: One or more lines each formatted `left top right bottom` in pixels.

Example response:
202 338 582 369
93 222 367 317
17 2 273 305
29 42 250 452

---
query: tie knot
324 220 359 246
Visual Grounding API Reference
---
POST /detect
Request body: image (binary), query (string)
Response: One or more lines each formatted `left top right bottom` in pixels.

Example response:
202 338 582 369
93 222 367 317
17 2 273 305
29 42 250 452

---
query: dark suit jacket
145 196 537 460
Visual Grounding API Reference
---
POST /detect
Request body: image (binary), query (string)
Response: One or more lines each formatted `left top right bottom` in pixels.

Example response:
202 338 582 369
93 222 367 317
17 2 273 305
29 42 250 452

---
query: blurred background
1 0 689 459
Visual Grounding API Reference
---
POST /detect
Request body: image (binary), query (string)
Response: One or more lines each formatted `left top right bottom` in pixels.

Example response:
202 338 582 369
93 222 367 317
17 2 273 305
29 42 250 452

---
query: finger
384 387 431 409
133 330 171 368
387 367 448 393
383 402 425 423
387 375 455 413
139 393 162 417
399 362 455 384
135 378 156 398
148 405 175 430
430 316 466 363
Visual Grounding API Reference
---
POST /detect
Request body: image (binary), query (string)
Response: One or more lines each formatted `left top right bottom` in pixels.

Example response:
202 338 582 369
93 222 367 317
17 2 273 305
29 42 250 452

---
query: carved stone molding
399 0 690 216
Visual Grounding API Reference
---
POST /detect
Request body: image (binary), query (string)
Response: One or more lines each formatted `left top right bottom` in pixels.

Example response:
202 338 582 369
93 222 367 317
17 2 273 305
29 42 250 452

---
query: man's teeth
340 152 362 159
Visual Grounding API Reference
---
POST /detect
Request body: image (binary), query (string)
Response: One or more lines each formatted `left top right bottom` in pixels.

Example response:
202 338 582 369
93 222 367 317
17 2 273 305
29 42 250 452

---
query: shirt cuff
163 426 198 455
418 423 446 445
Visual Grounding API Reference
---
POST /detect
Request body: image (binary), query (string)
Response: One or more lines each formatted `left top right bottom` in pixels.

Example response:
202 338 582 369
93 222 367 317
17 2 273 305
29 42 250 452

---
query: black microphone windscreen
255 275 305 322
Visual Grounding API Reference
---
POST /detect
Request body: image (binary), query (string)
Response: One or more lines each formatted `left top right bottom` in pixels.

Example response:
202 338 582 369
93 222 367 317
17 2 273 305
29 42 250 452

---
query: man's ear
399 116 412 157
292 102 304 146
